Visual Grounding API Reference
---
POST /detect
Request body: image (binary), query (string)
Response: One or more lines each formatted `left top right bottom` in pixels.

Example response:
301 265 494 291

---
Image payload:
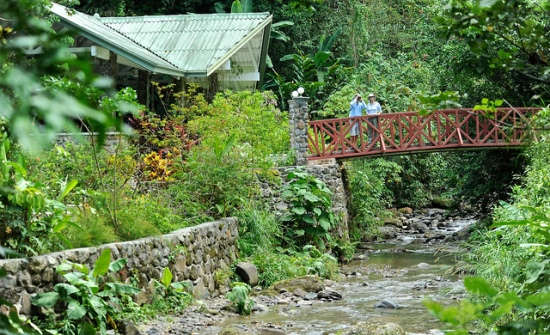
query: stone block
235 262 259 286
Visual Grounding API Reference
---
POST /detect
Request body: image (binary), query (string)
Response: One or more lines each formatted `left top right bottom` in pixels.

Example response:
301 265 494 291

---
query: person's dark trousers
367 116 379 144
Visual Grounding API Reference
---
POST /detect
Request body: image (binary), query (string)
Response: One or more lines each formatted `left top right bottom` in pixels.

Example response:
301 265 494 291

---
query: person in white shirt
366 93 382 143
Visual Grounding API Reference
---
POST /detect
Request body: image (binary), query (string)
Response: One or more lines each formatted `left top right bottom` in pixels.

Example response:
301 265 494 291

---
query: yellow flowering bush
143 151 174 182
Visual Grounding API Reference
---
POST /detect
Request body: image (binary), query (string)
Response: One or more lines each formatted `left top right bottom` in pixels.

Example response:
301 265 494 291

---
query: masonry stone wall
0 218 239 313
288 97 310 166
55 132 128 152
260 162 349 240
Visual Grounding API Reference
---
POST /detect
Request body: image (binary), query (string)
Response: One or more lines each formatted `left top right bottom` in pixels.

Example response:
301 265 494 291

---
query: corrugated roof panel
100 12 271 74
50 2 272 78
49 3 183 76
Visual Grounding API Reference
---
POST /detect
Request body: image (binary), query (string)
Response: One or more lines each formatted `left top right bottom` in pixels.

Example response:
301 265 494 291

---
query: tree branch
515 70 550 85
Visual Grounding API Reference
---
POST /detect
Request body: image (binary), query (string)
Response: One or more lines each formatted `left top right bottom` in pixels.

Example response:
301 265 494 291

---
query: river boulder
398 207 413 215
272 275 325 293
411 221 429 233
378 226 398 239
317 288 343 301
235 262 259 286
374 299 402 309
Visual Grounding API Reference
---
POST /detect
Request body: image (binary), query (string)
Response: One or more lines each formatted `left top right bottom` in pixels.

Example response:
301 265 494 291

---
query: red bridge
307 108 540 160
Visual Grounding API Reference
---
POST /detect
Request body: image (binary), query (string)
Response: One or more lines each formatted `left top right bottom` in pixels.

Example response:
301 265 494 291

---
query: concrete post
288 96 310 165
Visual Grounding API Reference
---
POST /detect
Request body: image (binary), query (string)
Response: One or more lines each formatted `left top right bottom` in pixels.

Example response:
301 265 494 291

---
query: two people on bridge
349 93 382 144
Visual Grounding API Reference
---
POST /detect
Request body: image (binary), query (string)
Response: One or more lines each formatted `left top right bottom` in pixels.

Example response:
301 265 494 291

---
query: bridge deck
307 108 539 160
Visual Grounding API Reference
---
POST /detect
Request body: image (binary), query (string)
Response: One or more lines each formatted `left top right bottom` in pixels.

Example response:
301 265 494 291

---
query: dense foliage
33 250 139 335
426 109 550 334
281 169 336 249
1 0 549 333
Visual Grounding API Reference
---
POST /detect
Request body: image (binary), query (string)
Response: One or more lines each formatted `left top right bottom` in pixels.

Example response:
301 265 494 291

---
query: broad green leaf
525 291 550 306
88 295 106 317
161 267 173 288
78 322 96 335
67 299 86 320
73 263 90 275
108 258 127 273
231 0 243 13
272 21 294 28
33 292 59 308
280 54 298 62
59 179 78 200
64 272 85 285
56 262 74 274
106 282 140 295
292 207 306 215
304 193 320 202
479 0 497 8
464 276 497 297
171 281 190 292
54 283 79 296
524 259 548 284
319 217 331 231
295 229 305 236
93 249 111 278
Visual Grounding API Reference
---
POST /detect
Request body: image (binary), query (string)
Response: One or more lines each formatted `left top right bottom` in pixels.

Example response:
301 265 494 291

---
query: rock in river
374 299 402 309
235 262 259 286
272 275 325 294
317 289 343 301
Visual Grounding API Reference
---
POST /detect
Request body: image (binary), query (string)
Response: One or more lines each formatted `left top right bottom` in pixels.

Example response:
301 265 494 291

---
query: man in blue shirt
366 93 382 143
349 94 366 143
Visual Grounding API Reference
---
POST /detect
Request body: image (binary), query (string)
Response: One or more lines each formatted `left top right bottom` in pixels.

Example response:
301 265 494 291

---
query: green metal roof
50 3 272 77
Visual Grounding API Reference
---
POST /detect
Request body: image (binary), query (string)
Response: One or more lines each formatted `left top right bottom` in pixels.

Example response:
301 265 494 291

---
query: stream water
140 209 477 335
207 245 465 335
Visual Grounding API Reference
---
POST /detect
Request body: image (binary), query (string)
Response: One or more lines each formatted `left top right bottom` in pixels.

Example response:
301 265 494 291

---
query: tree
438 0 550 102
0 0 121 153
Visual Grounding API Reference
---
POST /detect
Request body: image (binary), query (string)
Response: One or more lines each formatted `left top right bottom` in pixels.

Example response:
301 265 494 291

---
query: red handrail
307 108 540 160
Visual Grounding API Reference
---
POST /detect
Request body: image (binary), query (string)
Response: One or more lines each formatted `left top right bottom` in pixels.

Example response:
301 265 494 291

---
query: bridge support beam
289 96 309 165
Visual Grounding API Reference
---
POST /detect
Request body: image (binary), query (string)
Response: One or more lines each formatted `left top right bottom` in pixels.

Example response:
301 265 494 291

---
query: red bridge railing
307 108 540 160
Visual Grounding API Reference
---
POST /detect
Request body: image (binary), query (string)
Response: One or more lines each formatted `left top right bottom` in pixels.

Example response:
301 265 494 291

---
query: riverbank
132 208 477 335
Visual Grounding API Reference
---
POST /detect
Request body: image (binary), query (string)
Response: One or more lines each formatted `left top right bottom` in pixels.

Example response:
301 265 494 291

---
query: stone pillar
289 96 310 165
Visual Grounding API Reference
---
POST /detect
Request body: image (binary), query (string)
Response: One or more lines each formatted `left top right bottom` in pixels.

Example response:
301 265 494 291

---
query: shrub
0 134 78 256
345 158 402 239
251 245 338 287
64 209 118 248
33 249 139 335
226 282 254 315
187 90 289 165
237 205 282 257
427 109 550 333
166 137 259 222
149 267 193 314
281 169 336 250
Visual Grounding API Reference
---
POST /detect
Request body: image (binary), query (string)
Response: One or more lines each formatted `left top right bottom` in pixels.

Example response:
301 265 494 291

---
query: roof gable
50 3 272 77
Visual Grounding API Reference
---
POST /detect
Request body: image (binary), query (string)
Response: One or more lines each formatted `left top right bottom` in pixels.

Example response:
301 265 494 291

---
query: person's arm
377 103 382 114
